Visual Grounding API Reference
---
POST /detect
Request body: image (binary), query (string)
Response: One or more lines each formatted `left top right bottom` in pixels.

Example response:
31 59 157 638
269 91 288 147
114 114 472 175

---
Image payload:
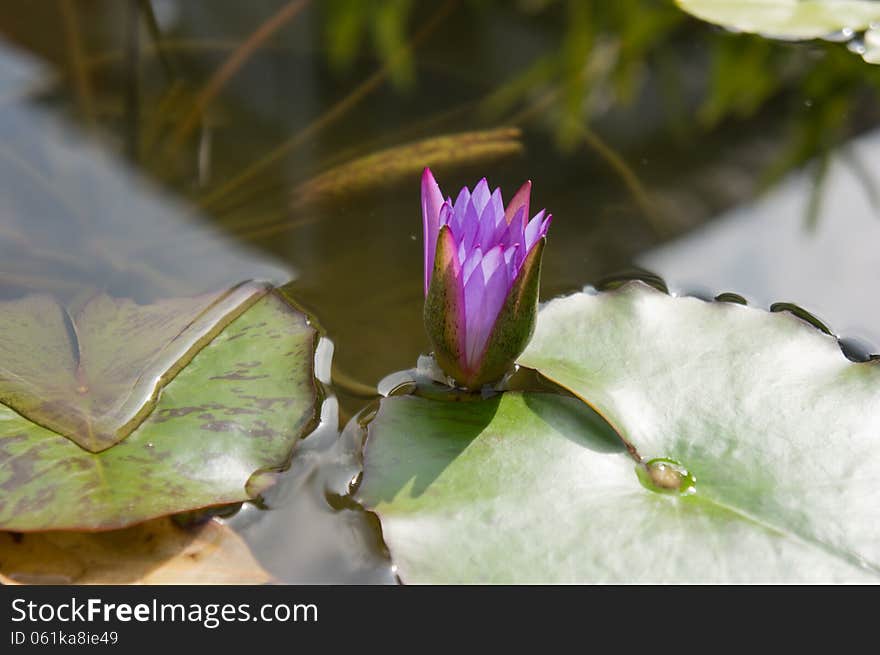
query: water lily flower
422 168 551 389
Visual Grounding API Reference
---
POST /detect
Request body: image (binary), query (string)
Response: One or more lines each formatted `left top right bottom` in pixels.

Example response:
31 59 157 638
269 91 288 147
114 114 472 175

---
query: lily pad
676 0 880 39
0 282 269 452
358 282 880 582
0 283 318 531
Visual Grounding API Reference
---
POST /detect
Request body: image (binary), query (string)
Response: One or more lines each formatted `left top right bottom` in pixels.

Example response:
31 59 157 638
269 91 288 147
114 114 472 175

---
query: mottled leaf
0 286 317 531
0 282 266 452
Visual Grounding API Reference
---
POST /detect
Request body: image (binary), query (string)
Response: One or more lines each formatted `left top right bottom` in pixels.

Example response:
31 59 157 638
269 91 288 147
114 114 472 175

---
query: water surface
2 0 878 582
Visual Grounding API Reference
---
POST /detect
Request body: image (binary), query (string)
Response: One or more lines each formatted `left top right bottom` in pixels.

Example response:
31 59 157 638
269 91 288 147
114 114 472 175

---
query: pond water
1 0 879 583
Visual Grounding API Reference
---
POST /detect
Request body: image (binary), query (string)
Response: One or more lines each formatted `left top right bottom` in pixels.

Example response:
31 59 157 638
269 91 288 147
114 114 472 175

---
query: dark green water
2 0 879 583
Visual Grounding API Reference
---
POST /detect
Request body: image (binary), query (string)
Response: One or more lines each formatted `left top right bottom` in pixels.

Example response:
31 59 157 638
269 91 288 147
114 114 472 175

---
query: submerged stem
198 0 460 211
59 0 97 127
124 0 142 163
331 365 378 399
166 0 312 154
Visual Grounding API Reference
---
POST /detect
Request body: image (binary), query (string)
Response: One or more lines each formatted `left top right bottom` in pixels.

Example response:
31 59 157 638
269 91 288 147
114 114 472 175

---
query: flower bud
421 168 551 389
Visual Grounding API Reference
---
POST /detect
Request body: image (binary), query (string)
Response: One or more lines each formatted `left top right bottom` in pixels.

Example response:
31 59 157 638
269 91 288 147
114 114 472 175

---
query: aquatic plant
421 168 551 389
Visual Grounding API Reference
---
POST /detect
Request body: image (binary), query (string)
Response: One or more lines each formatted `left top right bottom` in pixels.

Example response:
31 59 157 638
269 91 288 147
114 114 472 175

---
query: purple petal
422 168 445 295
460 196 481 254
477 208 496 250
468 246 508 367
502 206 526 249
463 261 485 370
487 188 504 224
479 244 505 281
504 245 518 280
477 189 503 248
524 210 546 252
471 178 491 214
451 187 470 234
504 180 531 225
438 201 454 228
462 246 482 285
496 205 521 245
520 214 550 273
515 239 527 270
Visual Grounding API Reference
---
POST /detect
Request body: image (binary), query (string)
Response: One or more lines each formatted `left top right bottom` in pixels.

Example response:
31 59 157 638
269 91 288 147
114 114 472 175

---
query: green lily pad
677 0 880 39
358 283 880 582
0 282 272 453
0 283 318 531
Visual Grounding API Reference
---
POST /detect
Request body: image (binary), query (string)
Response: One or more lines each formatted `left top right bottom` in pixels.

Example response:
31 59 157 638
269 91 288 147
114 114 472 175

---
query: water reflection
0 38 391 583
641 127 880 352
0 41 290 303
228 395 395 584
3 0 880 583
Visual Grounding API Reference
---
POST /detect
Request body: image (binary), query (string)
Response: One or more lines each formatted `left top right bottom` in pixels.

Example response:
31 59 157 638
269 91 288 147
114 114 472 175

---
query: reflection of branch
509 82 668 236
59 0 96 126
292 128 522 206
198 0 460 211
331 364 377 399
125 0 141 163
85 39 290 70
578 124 668 237
478 54 559 120
0 144 89 230
841 146 880 214
143 124 514 262
142 80 186 154
230 128 522 241
310 101 480 175
214 99 481 214
805 152 830 232
167 0 312 153
90 242 182 295
137 0 175 79
0 271 89 294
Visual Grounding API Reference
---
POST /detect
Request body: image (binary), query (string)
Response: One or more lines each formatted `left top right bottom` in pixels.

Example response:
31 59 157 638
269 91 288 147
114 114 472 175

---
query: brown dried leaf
0 517 271 585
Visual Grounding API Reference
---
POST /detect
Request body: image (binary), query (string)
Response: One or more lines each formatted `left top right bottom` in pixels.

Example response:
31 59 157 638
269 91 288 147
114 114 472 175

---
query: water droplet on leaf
636 458 696 496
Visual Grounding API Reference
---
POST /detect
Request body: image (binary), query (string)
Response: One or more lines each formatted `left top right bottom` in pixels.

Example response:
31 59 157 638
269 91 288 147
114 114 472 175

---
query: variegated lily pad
0 282 317 531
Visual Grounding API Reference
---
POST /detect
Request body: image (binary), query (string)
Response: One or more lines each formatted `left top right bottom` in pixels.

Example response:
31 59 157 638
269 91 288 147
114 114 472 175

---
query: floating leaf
676 0 880 39
358 283 880 582
0 517 270 585
0 282 267 452
0 284 317 531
